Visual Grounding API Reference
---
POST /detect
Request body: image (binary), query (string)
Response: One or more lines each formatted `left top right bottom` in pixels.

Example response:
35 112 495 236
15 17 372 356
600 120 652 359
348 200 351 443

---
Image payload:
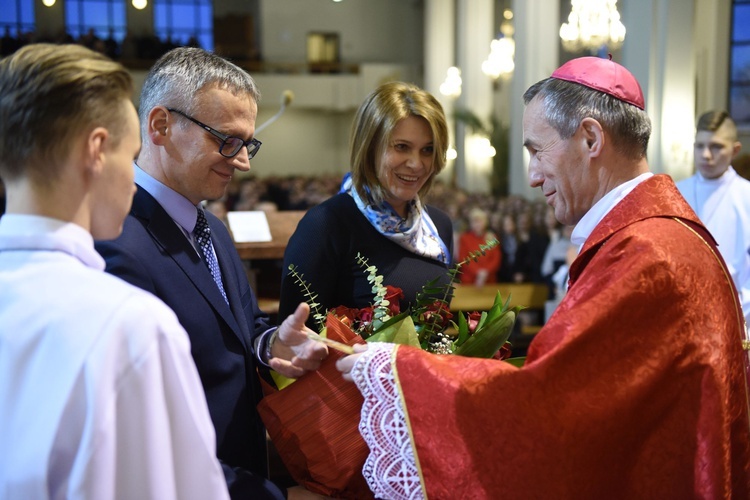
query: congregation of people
207 173 574 296
1 40 749 500
5 158 748 304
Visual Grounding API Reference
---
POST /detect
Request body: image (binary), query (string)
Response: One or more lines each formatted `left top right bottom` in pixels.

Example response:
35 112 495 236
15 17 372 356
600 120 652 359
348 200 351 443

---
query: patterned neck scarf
340 174 450 265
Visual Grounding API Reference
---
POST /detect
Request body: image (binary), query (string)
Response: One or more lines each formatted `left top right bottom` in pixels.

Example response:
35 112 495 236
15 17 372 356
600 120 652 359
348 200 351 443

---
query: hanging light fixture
482 9 515 80
439 66 462 98
560 0 626 53
132 0 148 9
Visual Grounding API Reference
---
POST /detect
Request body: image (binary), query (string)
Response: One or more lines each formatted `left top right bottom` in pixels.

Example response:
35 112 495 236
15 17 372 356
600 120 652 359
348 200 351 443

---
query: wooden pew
449 283 548 312
450 282 550 338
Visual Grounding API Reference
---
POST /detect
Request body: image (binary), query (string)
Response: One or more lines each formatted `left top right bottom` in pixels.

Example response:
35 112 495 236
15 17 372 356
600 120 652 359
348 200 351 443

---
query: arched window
730 0 750 125
154 0 212 52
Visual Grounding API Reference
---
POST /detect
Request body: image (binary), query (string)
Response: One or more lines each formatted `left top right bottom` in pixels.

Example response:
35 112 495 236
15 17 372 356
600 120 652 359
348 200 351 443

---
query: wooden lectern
232 210 306 317
233 210 306 260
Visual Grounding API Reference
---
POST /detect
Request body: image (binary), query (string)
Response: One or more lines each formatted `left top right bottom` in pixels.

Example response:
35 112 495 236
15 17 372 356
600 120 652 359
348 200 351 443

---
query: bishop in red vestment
337 57 750 499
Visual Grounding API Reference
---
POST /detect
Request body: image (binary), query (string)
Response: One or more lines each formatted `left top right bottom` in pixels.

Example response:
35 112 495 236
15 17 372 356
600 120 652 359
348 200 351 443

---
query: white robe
0 215 229 500
677 167 750 325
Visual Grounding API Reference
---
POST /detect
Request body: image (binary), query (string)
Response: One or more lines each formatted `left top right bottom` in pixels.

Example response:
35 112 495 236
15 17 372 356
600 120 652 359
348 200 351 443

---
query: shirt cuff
255 327 278 367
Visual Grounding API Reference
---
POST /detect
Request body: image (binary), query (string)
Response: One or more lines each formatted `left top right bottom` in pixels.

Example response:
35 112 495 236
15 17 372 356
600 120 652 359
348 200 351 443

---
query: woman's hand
335 344 369 382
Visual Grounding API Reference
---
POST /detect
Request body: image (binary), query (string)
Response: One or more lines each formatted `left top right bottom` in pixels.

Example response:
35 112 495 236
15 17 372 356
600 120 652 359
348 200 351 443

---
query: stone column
508 0 560 198
621 0 696 179
424 0 457 185
455 0 494 193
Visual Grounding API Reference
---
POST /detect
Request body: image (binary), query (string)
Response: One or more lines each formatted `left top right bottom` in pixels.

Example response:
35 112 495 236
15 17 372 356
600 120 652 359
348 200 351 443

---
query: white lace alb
352 343 424 500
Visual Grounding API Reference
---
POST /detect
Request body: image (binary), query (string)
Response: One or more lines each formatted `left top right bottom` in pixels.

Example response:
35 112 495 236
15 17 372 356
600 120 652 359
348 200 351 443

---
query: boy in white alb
676 110 750 325
0 44 229 500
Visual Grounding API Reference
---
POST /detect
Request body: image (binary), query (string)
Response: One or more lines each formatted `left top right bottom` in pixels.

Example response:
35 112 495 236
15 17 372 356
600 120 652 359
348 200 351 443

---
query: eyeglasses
167 108 262 159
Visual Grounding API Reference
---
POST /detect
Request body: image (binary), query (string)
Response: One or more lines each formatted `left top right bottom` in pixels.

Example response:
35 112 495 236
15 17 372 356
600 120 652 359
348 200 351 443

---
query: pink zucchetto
551 55 645 110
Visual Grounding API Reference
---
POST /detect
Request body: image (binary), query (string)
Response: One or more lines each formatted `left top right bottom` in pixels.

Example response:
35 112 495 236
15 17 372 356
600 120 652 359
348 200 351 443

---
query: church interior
1 0 748 341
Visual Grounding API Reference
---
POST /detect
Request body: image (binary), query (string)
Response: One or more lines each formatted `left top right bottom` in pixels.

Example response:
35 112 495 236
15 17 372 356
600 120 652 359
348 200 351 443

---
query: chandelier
560 0 626 53
439 66 462 98
482 9 515 80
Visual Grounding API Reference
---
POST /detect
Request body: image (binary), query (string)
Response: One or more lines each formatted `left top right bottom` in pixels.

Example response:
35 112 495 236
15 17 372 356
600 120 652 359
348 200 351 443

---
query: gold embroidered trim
672 218 746 336
391 346 428 497
672 218 750 431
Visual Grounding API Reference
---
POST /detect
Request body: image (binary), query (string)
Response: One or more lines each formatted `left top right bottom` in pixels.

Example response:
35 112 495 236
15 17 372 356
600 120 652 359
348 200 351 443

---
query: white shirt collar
696 166 737 185
0 214 105 270
570 172 654 248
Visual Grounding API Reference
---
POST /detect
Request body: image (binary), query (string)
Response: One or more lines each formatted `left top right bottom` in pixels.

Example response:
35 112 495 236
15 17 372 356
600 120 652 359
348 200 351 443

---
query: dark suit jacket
96 187 285 500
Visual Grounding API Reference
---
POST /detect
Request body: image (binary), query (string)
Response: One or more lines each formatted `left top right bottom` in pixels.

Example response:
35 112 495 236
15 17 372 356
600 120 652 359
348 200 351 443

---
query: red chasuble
395 175 750 498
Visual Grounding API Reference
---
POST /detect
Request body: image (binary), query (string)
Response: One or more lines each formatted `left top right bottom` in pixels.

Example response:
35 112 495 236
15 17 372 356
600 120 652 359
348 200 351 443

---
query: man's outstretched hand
269 303 328 378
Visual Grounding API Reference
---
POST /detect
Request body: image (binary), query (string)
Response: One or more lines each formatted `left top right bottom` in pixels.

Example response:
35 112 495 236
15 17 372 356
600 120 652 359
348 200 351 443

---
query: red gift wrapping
257 316 374 499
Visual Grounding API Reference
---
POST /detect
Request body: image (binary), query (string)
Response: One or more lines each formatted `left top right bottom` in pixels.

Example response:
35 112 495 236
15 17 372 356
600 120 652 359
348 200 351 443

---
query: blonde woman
279 82 453 325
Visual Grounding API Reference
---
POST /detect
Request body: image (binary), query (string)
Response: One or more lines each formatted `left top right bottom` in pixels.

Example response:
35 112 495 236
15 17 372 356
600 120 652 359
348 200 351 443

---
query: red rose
358 307 374 324
492 343 512 361
467 311 482 334
419 300 453 330
331 306 359 324
383 286 404 315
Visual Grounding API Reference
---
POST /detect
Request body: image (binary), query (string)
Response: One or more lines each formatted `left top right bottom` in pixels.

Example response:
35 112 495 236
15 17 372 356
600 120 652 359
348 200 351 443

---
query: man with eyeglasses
166 107 263 160
96 47 327 500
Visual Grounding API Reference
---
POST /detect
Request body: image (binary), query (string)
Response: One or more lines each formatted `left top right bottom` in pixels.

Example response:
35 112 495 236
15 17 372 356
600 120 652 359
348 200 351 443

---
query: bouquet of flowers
257 240 521 498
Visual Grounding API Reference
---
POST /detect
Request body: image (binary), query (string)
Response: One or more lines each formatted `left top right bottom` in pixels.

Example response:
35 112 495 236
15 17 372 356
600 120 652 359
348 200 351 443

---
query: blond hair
0 43 133 185
696 110 738 140
349 81 448 205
